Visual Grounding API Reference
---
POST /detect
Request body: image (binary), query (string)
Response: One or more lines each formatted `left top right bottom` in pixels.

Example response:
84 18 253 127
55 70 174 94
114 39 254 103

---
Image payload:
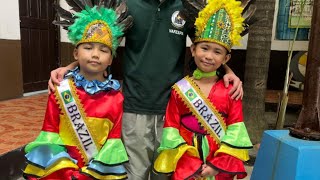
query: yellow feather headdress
194 0 244 52
179 0 257 52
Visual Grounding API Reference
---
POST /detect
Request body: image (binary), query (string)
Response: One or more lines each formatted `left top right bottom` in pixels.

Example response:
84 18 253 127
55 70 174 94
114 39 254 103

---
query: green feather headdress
194 0 244 52
53 0 133 56
179 0 257 51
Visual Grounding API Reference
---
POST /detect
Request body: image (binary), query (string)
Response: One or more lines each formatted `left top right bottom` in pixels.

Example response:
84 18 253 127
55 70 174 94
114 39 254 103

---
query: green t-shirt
123 0 191 114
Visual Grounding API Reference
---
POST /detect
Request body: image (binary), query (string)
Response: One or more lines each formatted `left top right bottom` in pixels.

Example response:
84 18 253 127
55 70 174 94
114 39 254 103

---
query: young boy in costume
23 2 132 180
153 0 253 179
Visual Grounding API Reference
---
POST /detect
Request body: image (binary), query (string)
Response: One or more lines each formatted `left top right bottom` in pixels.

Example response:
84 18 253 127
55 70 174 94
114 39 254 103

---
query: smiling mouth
201 60 214 66
88 61 100 65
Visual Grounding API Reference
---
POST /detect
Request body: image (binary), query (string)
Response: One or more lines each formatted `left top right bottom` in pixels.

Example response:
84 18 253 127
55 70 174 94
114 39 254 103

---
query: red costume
154 78 252 180
24 73 128 180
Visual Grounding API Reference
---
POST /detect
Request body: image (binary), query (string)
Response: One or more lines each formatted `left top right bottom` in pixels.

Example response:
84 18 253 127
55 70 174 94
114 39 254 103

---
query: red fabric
31 168 93 180
164 80 246 179
41 168 75 180
172 154 202 180
215 173 235 180
39 85 124 176
26 177 38 180
42 87 124 139
164 80 243 129
209 153 246 174
72 171 93 180
66 146 86 167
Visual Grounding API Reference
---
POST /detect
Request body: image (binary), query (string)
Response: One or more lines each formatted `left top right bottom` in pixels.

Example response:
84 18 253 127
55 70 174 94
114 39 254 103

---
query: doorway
19 0 60 92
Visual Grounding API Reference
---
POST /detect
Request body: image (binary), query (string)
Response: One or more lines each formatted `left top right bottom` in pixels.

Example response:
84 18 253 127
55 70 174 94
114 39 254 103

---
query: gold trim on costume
173 76 227 144
215 144 249 161
55 79 101 163
81 167 127 180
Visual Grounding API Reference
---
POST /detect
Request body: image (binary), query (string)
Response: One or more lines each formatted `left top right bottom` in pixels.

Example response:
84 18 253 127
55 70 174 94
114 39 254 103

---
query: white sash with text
57 79 98 161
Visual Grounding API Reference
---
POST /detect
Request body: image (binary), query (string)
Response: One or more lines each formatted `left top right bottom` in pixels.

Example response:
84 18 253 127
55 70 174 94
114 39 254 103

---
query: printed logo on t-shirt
169 11 185 36
171 11 186 29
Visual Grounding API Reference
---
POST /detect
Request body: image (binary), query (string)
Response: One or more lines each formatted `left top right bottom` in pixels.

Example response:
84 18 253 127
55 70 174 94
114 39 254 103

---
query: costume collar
193 68 217 80
65 67 120 95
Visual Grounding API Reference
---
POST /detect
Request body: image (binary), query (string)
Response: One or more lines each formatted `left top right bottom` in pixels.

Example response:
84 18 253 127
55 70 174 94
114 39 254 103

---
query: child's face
191 42 230 73
74 42 112 78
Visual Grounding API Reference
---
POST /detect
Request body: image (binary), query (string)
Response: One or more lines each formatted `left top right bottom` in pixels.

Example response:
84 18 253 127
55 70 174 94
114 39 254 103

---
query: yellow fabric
214 144 249 161
59 116 113 148
193 136 198 149
56 79 114 163
59 116 113 161
24 158 78 177
154 144 199 173
81 167 127 179
77 20 113 51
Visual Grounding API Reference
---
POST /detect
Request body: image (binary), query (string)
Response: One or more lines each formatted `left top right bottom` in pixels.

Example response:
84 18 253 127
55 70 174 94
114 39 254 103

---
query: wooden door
19 0 60 92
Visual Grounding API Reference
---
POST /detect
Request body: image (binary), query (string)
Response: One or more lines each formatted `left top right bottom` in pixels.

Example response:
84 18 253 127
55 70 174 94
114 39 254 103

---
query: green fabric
193 68 216 80
157 127 186 152
68 6 123 55
123 0 193 114
200 9 231 48
202 136 210 163
25 131 64 153
222 122 253 148
94 139 128 165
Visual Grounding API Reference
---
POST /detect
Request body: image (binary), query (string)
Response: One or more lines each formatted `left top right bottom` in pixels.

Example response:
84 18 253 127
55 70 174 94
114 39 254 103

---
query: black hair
104 66 111 79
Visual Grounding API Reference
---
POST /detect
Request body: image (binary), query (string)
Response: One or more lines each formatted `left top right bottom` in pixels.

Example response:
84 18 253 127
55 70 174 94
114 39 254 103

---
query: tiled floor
0 93 47 154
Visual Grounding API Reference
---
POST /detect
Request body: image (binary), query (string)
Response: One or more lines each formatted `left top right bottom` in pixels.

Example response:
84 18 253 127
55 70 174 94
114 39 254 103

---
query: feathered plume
65 0 85 11
180 0 257 37
179 0 206 29
53 0 132 32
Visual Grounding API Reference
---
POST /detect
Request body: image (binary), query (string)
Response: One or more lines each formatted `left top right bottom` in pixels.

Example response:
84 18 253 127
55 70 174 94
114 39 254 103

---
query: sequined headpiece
53 0 133 56
179 0 257 52
194 0 244 52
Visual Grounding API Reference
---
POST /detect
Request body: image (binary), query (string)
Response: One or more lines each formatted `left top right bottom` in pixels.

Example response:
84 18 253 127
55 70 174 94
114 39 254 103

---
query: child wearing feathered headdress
153 0 254 179
23 2 132 180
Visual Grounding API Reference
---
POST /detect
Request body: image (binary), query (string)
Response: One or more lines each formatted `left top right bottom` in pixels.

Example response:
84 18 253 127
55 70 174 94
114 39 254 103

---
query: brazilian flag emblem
185 89 197 101
61 90 73 104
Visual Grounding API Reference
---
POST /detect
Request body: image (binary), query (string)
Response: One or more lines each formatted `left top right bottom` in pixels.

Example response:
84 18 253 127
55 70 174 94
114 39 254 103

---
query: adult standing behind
49 0 243 179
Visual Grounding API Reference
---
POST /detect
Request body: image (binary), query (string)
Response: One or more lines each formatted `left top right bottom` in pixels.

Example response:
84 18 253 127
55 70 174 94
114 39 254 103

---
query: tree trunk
243 0 275 144
289 0 320 140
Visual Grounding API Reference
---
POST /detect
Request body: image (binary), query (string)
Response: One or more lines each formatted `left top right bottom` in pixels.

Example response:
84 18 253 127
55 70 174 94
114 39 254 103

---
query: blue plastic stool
251 130 320 180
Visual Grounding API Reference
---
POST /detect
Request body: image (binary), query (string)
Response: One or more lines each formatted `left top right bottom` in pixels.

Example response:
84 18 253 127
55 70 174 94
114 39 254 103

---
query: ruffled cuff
154 144 199 174
208 153 247 179
214 143 249 161
172 153 203 180
24 144 78 178
157 127 186 152
93 139 128 165
25 145 77 169
23 158 78 178
222 122 253 149
25 131 64 153
80 161 127 179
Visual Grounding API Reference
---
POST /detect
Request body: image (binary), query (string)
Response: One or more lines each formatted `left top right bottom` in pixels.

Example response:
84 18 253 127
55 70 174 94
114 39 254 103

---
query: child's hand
223 73 243 100
48 67 68 94
48 61 79 94
200 164 219 177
